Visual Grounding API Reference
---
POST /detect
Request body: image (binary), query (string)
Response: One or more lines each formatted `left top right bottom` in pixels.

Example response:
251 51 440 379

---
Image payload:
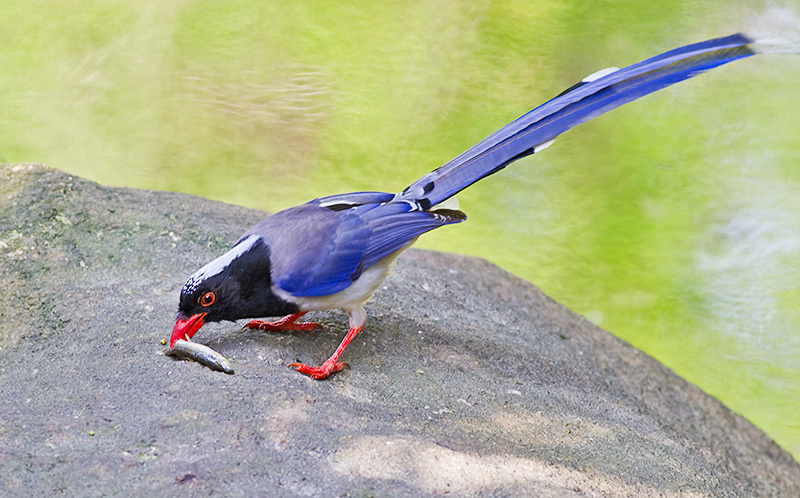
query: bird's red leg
289 307 367 380
242 311 321 332
290 324 363 380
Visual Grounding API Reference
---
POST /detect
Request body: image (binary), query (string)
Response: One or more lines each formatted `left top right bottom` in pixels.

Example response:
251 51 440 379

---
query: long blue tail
396 33 756 210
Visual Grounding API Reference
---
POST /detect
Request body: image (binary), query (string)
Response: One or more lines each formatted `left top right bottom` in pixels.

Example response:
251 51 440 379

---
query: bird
172 33 760 379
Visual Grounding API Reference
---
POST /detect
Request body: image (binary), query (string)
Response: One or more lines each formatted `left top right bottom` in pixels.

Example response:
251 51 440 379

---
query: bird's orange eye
199 291 216 307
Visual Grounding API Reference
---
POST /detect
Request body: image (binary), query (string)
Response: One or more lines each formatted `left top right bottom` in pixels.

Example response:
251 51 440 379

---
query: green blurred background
2 0 799 458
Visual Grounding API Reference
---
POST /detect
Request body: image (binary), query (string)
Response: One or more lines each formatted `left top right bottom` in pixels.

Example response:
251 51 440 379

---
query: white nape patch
432 195 460 211
182 234 260 294
533 138 557 154
581 66 619 83
748 7 800 54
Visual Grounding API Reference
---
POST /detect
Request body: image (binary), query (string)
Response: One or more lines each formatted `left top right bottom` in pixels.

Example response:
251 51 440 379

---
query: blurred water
2 0 799 458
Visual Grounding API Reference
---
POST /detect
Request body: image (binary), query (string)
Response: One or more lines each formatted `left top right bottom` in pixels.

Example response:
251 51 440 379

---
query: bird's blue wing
274 208 370 297
355 202 466 273
275 200 464 298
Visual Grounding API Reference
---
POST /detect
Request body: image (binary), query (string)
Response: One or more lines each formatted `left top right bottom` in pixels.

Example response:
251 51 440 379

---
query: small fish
167 340 234 374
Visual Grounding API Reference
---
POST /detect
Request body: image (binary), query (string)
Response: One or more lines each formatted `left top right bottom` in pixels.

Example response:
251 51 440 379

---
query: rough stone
1 163 798 496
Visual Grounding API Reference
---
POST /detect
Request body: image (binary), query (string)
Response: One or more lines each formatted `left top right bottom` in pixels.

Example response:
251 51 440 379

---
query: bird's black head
171 235 294 346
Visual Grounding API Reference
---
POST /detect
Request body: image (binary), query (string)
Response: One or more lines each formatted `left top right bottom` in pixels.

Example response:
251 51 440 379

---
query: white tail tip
747 7 800 54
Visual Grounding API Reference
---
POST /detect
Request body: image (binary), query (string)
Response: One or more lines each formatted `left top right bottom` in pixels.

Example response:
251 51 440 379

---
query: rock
1 163 798 496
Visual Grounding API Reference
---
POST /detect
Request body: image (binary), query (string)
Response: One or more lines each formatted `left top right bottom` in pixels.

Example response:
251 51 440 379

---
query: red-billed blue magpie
173 34 765 379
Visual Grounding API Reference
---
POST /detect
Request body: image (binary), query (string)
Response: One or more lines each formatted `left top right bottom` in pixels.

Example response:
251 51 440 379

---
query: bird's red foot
287 323 361 379
289 359 347 380
242 312 321 332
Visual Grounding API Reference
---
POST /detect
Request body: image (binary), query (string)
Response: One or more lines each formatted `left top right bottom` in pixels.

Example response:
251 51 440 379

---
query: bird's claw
289 360 347 380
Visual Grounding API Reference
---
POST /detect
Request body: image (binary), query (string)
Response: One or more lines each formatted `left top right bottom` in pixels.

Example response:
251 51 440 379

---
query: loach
168 340 235 375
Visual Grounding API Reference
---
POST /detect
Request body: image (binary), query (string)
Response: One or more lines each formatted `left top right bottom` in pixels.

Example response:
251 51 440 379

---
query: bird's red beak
170 313 207 347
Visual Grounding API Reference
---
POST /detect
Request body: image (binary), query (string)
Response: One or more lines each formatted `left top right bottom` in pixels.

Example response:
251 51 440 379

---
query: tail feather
396 33 756 210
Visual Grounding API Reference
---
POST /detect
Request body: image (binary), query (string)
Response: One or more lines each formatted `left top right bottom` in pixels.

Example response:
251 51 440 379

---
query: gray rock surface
1 163 798 496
